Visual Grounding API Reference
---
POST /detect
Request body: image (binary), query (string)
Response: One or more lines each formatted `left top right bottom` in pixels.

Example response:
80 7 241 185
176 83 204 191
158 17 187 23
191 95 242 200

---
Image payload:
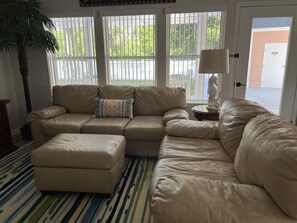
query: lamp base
207 98 220 111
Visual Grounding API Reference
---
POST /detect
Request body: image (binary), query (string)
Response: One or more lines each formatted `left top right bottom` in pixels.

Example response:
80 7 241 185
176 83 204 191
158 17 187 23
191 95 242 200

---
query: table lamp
199 49 229 110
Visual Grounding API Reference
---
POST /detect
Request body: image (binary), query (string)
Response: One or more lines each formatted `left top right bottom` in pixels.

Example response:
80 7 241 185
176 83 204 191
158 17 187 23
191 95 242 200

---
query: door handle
235 82 247 87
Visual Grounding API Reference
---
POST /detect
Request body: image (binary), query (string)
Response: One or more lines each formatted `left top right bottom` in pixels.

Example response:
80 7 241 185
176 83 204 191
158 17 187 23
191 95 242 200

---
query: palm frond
27 31 59 53
0 0 58 53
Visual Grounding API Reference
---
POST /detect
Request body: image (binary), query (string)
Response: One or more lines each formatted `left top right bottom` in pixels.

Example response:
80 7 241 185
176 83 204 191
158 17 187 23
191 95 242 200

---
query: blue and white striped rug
0 142 156 223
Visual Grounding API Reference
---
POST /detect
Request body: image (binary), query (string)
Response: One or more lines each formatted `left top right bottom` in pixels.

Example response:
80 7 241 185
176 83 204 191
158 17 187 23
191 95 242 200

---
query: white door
261 43 287 88
233 4 297 122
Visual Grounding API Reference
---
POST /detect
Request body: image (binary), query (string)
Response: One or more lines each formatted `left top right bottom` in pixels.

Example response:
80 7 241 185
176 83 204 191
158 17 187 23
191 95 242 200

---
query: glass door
233 5 297 122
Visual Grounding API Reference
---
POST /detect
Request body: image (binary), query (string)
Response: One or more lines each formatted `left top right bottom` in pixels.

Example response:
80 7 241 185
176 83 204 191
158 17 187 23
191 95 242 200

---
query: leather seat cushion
42 113 93 137
160 136 232 163
124 116 166 141
150 176 293 223
152 159 239 185
81 118 131 135
32 133 126 170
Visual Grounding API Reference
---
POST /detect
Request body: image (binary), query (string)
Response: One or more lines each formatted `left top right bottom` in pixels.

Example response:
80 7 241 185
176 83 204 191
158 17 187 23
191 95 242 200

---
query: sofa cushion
150 176 294 223
162 108 189 125
124 116 165 141
160 136 232 163
32 133 125 170
53 85 99 114
98 85 135 99
218 98 269 159
166 120 219 139
42 113 93 137
81 118 130 135
152 159 239 185
234 114 297 219
134 87 186 115
27 105 67 122
94 98 134 118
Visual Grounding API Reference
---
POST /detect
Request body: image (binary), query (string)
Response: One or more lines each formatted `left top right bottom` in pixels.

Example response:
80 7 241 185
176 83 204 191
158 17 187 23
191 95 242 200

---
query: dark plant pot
20 124 32 140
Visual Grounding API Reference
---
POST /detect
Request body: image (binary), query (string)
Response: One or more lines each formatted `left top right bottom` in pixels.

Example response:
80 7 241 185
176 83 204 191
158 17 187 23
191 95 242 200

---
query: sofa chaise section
150 98 297 222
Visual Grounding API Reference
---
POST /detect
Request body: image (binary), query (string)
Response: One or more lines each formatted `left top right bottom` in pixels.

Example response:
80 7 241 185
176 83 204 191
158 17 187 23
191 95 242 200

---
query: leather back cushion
218 98 269 159
98 85 135 99
134 87 186 115
53 85 98 114
234 114 297 219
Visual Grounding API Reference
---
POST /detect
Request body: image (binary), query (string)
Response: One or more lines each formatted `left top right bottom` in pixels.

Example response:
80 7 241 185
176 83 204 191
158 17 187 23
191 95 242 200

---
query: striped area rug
0 142 156 223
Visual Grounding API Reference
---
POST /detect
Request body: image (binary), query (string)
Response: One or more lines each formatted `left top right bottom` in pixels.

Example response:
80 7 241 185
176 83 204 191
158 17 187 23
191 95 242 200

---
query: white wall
0 50 52 136
0 53 22 135
27 49 52 110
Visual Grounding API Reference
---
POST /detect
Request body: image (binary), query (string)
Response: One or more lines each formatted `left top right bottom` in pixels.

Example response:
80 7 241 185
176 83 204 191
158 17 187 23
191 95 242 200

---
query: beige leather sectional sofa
150 98 297 223
28 85 189 157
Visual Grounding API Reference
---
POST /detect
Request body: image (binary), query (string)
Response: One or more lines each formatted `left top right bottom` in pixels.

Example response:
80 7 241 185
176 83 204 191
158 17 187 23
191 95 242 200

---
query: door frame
231 0 297 123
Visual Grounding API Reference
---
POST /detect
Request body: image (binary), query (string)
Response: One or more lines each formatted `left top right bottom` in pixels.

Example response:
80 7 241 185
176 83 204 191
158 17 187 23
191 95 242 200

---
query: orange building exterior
249 30 289 88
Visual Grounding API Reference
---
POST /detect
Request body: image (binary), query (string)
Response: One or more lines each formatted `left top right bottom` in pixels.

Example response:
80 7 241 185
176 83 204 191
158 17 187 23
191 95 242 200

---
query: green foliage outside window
206 15 222 49
108 25 155 57
53 29 88 58
52 15 221 58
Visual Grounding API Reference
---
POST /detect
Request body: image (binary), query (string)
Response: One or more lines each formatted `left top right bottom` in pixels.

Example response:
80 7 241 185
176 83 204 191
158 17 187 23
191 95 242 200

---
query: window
47 17 97 86
104 15 156 86
169 12 225 102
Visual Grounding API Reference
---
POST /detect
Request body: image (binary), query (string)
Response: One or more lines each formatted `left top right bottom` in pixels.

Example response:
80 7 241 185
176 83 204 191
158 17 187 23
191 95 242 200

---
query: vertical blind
169 12 225 101
47 17 97 86
104 15 156 86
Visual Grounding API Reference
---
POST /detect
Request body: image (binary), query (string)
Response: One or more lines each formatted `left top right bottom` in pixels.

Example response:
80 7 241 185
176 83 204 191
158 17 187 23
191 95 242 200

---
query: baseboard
12 127 22 142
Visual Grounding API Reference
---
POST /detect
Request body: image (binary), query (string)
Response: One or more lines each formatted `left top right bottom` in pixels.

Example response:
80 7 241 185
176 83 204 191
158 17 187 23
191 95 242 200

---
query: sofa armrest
166 119 219 139
162 108 189 125
27 105 67 123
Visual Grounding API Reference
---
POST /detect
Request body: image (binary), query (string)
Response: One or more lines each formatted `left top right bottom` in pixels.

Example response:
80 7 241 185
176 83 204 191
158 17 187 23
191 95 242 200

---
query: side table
192 105 219 121
0 99 18 158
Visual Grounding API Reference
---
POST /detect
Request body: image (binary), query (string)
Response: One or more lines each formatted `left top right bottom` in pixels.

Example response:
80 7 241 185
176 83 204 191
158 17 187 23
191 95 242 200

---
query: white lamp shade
199 49 230 74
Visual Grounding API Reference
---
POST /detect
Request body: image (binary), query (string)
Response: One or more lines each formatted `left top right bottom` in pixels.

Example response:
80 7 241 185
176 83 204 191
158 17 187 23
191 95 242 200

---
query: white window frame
46 12 98 86
99 9 158 86
165 7 227 103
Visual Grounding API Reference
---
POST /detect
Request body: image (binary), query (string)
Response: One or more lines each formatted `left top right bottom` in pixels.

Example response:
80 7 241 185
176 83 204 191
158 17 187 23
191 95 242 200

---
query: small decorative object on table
199 49 230 110
207 75 221 110
192 105 219 121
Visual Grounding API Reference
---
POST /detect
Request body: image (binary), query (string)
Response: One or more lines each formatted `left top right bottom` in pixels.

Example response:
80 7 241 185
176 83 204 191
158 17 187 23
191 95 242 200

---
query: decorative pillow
95 98 134 119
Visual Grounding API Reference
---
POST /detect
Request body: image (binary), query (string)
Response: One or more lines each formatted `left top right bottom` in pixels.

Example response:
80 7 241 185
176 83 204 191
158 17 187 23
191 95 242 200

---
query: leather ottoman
31 133 125 195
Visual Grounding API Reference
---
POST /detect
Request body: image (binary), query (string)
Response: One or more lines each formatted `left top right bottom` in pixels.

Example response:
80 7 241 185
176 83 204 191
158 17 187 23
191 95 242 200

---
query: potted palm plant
0 0 58 139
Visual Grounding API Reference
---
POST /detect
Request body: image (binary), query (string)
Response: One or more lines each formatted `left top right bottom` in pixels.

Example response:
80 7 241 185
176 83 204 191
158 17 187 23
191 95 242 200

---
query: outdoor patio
245 87 282 115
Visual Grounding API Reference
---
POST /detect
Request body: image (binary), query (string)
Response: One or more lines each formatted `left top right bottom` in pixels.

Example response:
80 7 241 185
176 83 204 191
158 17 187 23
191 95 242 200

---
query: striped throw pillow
95 98 134 119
